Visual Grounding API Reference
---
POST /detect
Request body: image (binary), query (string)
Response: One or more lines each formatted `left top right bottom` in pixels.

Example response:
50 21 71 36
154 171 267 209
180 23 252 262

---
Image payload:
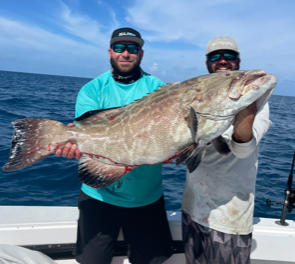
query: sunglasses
208 53 238 62
112 44 141 54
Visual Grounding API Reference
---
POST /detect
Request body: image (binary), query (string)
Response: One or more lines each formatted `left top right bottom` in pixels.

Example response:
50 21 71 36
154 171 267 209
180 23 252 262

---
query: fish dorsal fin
212 136 231 156
78 155 134 188
131 82 181 105
75 83 178 125
165 81 180 86
74 106 126 125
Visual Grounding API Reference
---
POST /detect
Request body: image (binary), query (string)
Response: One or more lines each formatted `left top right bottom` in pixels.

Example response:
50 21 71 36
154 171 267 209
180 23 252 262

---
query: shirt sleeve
223 102 272 159
75 82 100 118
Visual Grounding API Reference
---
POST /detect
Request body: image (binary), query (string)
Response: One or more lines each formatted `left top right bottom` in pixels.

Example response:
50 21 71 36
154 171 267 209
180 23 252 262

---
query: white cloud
125 0 295 56
125 1 249 44
56 1 109 47
0 17 81 52
0 0 295 95
149 62 158 72
0 16 108 77
125 0 295 95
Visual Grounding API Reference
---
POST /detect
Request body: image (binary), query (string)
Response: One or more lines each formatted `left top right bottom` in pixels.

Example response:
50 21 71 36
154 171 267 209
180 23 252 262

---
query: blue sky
0 0 294 96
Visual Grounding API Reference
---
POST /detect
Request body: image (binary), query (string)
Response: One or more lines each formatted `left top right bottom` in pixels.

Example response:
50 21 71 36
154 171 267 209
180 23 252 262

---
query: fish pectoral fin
78 156 132 188
185 147 206 173
176 143 198 165
185 107 198 142
212 136 231 156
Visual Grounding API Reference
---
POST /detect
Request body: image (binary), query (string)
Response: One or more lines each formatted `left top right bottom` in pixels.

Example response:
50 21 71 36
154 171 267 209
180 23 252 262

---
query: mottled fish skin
2 70 276 188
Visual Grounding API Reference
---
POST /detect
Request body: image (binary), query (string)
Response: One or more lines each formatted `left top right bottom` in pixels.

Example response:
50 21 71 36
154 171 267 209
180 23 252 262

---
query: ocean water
0 70 295 221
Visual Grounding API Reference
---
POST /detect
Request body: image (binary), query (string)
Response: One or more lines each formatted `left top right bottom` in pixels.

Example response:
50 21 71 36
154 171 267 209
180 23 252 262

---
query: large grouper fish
3 70 276 188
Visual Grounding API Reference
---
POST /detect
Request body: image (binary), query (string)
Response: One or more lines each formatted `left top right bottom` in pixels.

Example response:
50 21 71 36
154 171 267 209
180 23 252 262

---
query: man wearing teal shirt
56 28 173 264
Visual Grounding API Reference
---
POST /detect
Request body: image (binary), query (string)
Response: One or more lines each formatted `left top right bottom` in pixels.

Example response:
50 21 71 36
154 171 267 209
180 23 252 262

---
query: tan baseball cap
206 36 239 56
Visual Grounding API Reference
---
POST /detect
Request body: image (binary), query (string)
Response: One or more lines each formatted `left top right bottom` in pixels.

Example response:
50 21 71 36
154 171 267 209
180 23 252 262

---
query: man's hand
232 102 257 143
55 123 82 160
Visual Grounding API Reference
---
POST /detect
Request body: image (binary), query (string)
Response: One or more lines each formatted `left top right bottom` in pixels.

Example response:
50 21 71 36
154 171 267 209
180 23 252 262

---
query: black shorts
182 210 252 264
74 191 173 264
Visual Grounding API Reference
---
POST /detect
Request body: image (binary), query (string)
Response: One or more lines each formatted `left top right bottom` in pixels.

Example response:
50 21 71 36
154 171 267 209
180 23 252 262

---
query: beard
207 61 240 73
110 57 141 76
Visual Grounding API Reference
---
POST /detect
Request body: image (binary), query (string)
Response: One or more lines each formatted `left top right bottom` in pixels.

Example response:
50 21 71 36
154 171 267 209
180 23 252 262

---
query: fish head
181 70 276 117
225 69 276 112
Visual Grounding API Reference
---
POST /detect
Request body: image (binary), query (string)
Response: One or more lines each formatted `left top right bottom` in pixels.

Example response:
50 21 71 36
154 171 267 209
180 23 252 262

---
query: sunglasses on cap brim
208 53 238 62
112 44 141 54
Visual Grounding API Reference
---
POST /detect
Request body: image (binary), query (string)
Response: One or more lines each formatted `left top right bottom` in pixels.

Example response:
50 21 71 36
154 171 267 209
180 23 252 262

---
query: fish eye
222 72 231 77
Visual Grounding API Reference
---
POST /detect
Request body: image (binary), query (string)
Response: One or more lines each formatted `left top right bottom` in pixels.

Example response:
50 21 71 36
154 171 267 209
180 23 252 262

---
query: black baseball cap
110 27 144 48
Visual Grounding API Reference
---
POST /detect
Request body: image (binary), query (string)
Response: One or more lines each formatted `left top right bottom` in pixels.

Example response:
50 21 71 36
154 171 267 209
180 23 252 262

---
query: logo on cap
118 32 136 37
212 41 234 47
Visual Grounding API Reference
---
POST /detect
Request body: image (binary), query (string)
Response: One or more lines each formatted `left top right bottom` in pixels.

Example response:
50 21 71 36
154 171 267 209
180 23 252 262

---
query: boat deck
0 206 294 264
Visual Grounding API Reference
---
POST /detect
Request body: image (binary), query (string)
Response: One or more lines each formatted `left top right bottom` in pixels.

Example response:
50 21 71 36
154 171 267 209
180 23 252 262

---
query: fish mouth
228 70 269 100
241 71 267 95
229 70 276 112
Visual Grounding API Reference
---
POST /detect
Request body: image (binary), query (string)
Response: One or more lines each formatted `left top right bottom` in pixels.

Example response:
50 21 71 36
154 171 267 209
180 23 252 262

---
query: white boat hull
0 206 294 264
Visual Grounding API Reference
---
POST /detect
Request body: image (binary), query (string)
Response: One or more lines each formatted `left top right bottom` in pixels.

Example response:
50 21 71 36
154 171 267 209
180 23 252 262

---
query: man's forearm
232 103 256 143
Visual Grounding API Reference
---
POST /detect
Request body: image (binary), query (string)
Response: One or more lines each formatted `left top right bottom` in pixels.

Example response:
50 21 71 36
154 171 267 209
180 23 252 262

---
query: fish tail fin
2 118 67 172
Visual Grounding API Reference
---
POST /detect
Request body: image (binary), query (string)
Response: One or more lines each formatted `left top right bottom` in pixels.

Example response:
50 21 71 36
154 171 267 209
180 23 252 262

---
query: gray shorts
182 210 252 264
